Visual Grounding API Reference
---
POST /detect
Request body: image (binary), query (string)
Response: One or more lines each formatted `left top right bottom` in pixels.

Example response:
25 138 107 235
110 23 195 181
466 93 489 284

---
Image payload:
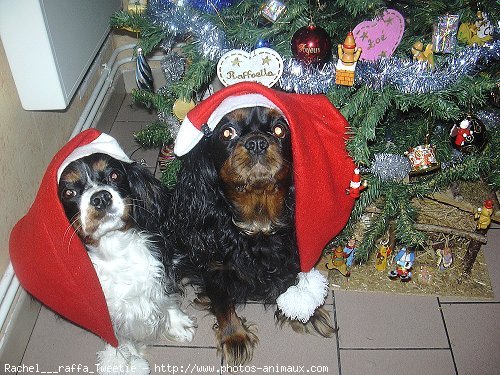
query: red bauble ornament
291 23 332 65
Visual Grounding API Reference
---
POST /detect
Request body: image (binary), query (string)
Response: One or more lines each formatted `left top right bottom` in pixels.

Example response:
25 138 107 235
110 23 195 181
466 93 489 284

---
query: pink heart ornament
352 9 405 61
217 48 283 88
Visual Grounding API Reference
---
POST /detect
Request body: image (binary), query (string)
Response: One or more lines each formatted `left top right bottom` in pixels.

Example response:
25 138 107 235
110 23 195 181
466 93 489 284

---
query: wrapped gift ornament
405 143 440 175
432 14 460 53
260 0 287 23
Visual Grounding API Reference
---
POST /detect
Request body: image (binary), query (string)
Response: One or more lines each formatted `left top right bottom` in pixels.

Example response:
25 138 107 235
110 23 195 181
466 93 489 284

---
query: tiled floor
16 95 500 374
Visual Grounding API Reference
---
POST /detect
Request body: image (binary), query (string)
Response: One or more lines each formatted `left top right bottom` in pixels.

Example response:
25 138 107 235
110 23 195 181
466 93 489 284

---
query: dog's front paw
166 308 197 342
96 343 150 375
215 317 259 366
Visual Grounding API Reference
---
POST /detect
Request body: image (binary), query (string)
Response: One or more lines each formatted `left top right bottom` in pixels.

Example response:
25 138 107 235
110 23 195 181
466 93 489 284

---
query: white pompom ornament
276 268 328 323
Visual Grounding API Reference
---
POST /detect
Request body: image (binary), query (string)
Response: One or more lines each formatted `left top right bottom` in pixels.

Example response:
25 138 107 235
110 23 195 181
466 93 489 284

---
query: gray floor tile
222 303 339 375
115 95 159 122
441 302 500 375
340 348 456 375
130 148 160 172
94 79 127 133
20 306 219 375
108 120 160 168
334 291 449 349
484 226 500 301
108 120 149 150
19 307 103 374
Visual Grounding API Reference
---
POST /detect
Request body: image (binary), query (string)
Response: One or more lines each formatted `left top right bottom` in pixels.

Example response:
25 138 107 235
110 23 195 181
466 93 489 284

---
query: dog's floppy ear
171 140 227 228
125 162 169 230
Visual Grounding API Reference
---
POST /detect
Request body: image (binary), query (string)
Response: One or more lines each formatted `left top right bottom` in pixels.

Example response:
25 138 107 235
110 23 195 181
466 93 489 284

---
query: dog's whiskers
126 200 156 217
64 221 83 255
63 214 81 242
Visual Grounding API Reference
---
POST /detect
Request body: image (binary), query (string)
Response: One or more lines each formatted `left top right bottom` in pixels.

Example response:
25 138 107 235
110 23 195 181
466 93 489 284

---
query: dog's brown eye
63 189 77 199
108 170 122 182
273 124 287 138
221 126 237 141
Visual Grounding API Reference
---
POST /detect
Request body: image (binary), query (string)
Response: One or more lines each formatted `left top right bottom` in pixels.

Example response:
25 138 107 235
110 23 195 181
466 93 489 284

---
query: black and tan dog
169 82 356 365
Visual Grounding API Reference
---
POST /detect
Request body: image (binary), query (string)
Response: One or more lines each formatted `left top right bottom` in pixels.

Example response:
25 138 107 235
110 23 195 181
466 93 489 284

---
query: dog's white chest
87 230 166 341
88 230 164 298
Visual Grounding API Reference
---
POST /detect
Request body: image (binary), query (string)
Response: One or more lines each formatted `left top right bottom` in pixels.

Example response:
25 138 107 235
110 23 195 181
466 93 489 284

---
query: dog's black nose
245 136 269 155
90 190 112 210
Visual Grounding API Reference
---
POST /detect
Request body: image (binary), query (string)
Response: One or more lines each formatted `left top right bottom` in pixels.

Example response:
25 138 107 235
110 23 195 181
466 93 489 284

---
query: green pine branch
134 121 174 148
131 88 176 114
110 10 166 54
170 44 216 100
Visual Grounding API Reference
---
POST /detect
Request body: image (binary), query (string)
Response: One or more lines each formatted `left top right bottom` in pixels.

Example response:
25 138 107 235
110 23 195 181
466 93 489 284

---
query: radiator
0 0 121 110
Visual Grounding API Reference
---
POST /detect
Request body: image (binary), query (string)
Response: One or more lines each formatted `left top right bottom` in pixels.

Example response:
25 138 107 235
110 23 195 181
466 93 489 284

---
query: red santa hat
9 129 131 347
174 82 356 321
484 199 494 209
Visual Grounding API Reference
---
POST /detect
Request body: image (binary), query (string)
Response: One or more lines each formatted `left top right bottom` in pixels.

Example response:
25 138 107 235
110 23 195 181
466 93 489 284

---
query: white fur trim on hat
57 133 132 182
174 94 283 156
276 268 329 323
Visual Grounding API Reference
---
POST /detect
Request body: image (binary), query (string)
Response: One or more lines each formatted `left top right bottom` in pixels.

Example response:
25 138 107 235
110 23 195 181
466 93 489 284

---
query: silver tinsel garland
160 51 186 87
157 112 181 138
368 153 412 181
440 149 465 170
156 50 185 136
355 40 500 94
145 0 499 95
476 110 500 130
147 0 229 61
280 40 500 94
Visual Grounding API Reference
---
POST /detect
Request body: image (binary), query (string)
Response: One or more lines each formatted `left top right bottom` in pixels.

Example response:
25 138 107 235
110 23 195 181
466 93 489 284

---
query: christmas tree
110 0 499 263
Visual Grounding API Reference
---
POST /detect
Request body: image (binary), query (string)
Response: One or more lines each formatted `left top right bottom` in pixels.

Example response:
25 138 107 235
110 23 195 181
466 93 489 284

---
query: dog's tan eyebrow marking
267 109 282 118
93 159 108 172
226 108 249 122
62 170 83 183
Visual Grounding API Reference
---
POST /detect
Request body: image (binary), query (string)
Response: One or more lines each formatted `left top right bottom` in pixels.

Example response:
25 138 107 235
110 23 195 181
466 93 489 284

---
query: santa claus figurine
454 119 473 147
346 167 367 199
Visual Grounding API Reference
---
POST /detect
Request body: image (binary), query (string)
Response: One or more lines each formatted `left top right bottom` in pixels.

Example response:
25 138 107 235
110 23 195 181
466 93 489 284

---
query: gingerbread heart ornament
352 9 405 61
217 48 283 88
